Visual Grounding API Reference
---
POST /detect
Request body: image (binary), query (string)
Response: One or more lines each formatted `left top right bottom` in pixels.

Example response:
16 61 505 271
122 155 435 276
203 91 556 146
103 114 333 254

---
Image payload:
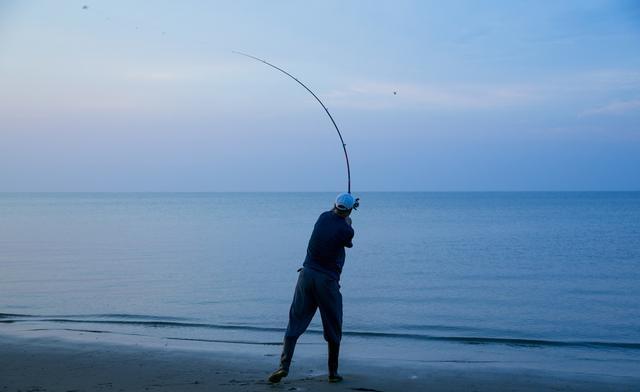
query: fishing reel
353 197 360 211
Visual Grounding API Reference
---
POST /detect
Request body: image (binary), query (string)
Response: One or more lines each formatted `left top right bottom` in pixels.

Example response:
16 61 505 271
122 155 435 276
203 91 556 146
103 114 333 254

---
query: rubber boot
268 337 297 383
328 342 343 382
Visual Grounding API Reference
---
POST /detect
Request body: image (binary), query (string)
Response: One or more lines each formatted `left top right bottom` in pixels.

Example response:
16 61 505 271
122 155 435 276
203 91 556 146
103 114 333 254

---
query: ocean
1 192 639 376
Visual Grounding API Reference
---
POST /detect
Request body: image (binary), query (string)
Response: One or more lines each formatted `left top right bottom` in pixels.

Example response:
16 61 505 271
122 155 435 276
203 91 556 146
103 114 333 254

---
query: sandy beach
1 332 638 392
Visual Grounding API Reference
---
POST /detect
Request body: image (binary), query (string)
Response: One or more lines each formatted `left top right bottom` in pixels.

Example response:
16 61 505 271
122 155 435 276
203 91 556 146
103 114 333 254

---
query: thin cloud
325 82 536 111
125 71 183 81
122 61 254 82
325 69 640 112
582 99 640 116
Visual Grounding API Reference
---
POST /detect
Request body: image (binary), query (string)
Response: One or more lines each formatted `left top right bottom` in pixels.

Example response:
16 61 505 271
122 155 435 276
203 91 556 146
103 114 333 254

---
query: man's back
303 210 354 280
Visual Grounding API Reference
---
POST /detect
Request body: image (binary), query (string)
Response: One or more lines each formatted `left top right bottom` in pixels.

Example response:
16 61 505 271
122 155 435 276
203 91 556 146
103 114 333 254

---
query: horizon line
1 190 639 194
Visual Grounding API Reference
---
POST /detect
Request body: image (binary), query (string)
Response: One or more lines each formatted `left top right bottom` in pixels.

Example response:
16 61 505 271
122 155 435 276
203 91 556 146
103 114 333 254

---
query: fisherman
268 193 357 384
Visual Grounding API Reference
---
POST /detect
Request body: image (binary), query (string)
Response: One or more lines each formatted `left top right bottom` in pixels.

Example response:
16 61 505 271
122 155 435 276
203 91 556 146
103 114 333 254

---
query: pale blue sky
1 0 639 191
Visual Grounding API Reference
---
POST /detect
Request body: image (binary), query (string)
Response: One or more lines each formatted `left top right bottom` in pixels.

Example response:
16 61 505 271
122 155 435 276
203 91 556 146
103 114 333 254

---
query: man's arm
344 224 354 248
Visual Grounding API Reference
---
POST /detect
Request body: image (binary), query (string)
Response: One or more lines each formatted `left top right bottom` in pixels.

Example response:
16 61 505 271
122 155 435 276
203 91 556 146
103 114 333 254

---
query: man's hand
345 216 352 226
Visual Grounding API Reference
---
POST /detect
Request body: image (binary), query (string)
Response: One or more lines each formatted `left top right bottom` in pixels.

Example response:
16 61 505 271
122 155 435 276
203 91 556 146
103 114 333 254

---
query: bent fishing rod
233 51 355 198
78 7 357 202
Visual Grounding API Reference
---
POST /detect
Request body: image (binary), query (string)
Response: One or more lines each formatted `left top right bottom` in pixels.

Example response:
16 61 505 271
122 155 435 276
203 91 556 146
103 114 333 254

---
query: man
268 192 357 384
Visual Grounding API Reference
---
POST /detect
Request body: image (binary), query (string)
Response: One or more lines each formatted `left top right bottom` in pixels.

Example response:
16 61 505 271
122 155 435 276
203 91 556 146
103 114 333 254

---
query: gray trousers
284 267 343 344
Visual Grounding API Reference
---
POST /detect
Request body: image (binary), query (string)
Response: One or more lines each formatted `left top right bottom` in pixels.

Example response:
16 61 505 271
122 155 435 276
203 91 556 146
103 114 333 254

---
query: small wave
26 327 148 337
0 313 29 318
165 337 283 346
0 312 192 321
24 327 320 346
2 313 639 350
84 313 195 321
345 331 640 350
1 314 284 332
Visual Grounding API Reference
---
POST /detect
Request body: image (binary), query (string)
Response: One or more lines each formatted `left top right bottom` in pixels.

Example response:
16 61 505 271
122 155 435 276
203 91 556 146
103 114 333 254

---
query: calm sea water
1 192 639 375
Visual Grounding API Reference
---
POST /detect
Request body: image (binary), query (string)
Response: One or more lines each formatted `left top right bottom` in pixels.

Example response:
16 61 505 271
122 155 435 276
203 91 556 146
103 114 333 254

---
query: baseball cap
335 192 356 211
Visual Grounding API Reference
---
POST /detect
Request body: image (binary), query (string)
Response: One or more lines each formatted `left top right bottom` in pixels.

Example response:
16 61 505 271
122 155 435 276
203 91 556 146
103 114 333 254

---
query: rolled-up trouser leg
317 275 343 345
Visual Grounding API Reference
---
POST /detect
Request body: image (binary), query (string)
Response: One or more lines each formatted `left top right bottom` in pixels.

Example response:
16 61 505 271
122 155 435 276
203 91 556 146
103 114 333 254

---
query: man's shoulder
318 210 334 220
318 210 351 231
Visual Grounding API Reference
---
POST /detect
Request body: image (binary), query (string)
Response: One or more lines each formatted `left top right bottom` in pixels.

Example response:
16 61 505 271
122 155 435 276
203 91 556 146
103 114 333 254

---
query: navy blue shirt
303 210 355 280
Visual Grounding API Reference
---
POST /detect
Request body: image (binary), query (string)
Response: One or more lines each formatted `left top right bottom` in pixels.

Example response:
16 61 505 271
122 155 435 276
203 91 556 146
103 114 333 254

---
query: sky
1 0 639 191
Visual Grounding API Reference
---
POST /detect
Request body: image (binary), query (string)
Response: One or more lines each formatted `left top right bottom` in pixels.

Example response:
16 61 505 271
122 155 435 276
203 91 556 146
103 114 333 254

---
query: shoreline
1 332 638 392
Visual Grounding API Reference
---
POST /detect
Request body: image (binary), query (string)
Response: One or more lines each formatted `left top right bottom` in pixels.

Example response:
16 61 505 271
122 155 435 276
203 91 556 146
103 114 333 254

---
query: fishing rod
232 51 354 196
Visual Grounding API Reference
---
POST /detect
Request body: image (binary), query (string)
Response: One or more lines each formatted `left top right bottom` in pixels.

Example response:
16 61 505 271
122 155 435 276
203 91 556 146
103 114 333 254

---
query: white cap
335 192 356 211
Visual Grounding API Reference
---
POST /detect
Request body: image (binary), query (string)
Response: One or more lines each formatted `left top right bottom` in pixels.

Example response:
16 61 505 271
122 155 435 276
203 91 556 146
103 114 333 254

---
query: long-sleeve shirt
303 210 355 280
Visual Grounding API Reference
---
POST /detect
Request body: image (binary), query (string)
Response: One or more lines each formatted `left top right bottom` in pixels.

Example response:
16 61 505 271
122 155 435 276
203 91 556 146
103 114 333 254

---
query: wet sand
0 333 638 392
